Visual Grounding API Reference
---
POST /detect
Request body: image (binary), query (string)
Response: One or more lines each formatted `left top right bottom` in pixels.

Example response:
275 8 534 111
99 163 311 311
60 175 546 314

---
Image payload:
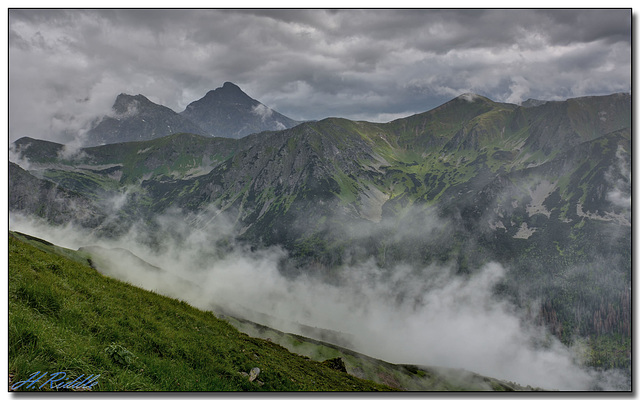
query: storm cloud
8 9 631 144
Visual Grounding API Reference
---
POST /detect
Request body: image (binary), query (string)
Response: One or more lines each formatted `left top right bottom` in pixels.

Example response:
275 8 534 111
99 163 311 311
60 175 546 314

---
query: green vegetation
587 334 631 370
8 232 391 392
332 169 359 204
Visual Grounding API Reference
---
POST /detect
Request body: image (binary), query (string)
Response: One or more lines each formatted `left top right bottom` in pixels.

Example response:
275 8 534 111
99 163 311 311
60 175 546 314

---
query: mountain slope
10 92 631 256
9 162 107 228
8 231 393 391
180 82 301 138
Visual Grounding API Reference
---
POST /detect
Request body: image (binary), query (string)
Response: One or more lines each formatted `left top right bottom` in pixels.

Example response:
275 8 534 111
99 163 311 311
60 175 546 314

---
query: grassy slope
8 232 391 392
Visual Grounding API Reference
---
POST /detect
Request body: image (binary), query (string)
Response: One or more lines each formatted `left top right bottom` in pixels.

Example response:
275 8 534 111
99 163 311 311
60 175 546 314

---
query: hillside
8 231 532 391
8 231 390 391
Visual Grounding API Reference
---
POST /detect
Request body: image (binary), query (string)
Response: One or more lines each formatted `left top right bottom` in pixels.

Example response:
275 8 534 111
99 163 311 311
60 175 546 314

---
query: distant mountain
84 94 206 146
82 83 301 145
180 82 301 139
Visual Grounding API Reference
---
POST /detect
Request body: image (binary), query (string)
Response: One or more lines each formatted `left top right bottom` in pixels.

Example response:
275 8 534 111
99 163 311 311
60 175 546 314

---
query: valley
8 89 632 391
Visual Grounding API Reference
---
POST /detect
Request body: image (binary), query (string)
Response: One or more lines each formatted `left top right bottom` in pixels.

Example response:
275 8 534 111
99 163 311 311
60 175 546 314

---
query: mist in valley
9 198 630 391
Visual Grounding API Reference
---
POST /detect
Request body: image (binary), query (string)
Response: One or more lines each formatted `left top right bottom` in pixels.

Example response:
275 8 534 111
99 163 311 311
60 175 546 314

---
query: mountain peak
222 81 241 90
113 93 152 115
198 82 254 106
455 93 491 103
114 93 149 102
180 82 300 138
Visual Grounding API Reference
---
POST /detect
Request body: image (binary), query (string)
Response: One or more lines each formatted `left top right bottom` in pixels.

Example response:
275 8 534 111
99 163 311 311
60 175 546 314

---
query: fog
9 203 630 391
606 145 631 212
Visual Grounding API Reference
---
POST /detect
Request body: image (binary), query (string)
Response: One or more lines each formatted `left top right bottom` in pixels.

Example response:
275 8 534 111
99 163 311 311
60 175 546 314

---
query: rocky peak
112 94 152 115
180 82 301 138
193 82 256 108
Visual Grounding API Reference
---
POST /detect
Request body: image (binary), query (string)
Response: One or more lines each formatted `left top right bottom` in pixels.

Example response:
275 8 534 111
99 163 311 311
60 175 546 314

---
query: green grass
8 232 392 392
332 169 360 204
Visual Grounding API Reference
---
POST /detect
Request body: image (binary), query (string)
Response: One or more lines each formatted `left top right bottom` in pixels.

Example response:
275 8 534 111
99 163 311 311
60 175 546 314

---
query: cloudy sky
8 8 632 144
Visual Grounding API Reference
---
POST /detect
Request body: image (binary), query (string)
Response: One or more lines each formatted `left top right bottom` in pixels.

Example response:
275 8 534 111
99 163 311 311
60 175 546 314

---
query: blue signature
11 371 100 390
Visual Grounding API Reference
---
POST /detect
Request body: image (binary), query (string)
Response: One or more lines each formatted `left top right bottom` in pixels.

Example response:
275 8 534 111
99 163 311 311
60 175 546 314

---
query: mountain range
83 82 301 145
9 90 632 385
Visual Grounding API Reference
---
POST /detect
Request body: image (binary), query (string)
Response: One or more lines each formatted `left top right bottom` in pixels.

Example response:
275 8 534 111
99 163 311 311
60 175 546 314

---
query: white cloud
251 103 272 121
506 76 531 104
460 93 481 102
606 145 631 211
9 142 32 170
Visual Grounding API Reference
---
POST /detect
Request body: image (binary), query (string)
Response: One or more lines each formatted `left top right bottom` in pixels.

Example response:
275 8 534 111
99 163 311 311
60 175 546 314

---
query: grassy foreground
8 231 391 391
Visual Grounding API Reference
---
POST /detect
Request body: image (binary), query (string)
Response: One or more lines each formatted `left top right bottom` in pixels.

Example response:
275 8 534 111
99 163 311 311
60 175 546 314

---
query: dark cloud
8 9 631 143
538 9 632 44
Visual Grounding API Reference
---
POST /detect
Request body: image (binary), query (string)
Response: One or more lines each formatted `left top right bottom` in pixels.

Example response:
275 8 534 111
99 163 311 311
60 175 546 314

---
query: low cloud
606 145 631 211
460 93 481 102
8 202 629 390
57 142 90 161
506 76 531 104
9 142 32 170
251 104 273 122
